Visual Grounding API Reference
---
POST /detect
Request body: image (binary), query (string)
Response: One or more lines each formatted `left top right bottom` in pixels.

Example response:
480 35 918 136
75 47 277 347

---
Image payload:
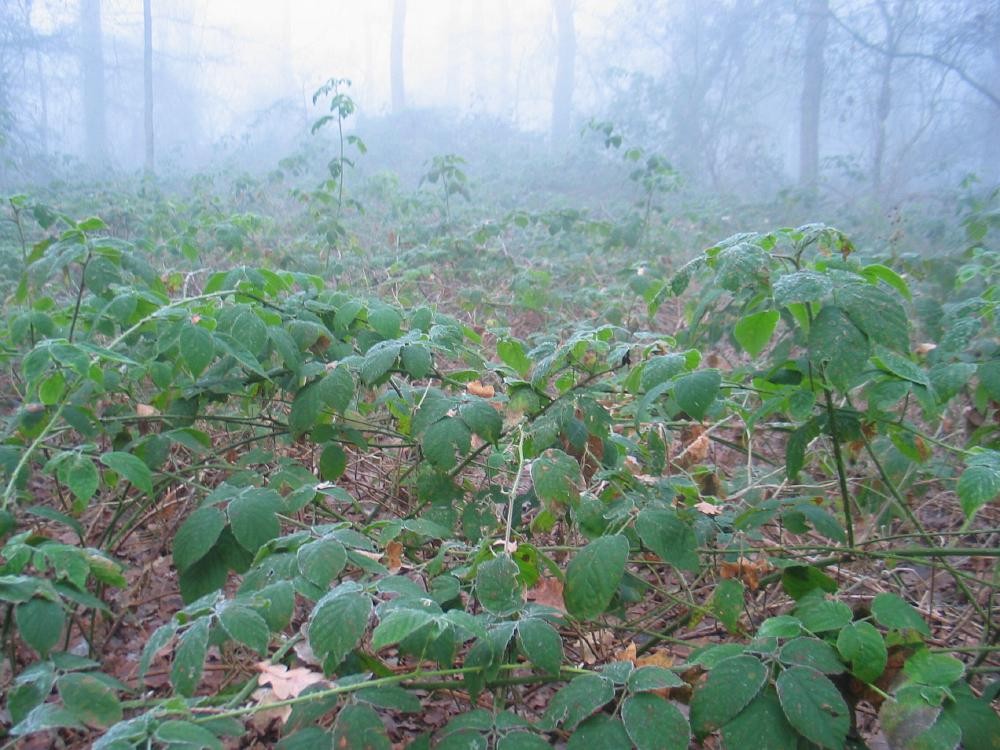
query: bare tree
391 0 406 113
80 0 107 165
143 0 154 174
551 0 575 146
799 0 829 187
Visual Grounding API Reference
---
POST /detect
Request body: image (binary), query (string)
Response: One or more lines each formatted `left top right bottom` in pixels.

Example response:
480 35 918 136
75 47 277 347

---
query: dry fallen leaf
675 432 710 468
255 661 327 700
614 641 638 665
694 501 723 516
136 403 158 417
527 577 566 613
636 648 675 670
386 540 405 572
467 380 495 398
718 556 771 591
249 687 292 729
914 342 937 356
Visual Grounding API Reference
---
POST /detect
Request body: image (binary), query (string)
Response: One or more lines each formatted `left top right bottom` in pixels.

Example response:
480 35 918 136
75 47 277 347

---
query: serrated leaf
903 649 965 687
517 618 563 675
297 538 347 589
372 607 435 651
61 454 99 504
836 621 887 683
154 720 223 749
734 310 780 358
180 324 215 377
15 597 65 657
460 399 502 444
563 535 629 620
497 338 532 377
871 593 930 635
794 593 853 633
421 417 472 470
710 578 745 633
100 451 153 495
621 693 690 750
872 345 929 387
636 509 699 571
219 604 269 654
56 672 122 728
173 506 226 573
361 341 401 385
778 637 844 674
957 450 1000 520
309 589 372 666
834 281 909 352
541 673 615 731
228 490 281 553
690 655 768 737
720 687 799 750
368 304 402 339
674 369 721 420
773 270 832 306
401 344 432 379
332 703 390 750
530 448 581 510
809 306 870 392
171 617 210 697
776 666 851 749
476 555 524 616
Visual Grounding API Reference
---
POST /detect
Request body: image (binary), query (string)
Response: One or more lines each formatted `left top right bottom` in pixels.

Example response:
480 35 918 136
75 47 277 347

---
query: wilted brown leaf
527 577 566 613
255 661 327 700
467 380 495 398
694 501 722 516
718 556 771 591
386 540 404 572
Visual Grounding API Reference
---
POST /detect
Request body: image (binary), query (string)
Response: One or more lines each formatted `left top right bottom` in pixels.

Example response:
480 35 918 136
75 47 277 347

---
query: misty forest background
0 1 999 748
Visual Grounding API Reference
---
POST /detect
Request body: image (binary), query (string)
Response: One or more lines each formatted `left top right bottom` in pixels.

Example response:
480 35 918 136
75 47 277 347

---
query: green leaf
297 538 347 589
15 597 65 657
56 672 122 728
139 621 177 678
756 616 803 639
517 618 563 675
880 694 959 750
372 608 436 651
421 417 472 471
11 703 85 736
100 451 153 495
720 687 799 750
872 345 930 387
871 593 931 635
530 448 581 510
368 304 402 339
173 506 226 573
778 637 844 674
563 535 629 620
218 604 270 654
690 655 768 737
61 454 100 504
773 270 832 306
903 649 965 687
354 685 421 712
834 281 909 352
836 621 887 683
541 673 615 731
621 693 690 750
780 564 837 600
794 592 853 633
180 324 215 377
460 399 503 444
309 589 372 666
319 443 347 481
171 617 210 697
734 310 780 358
497 338 532 377
317 366 354 412
978 359 1000 401
401 344 433 379
476 555 524 616
228 490 281 553
332 703 390 750
710 578 745 633
942 681 1000 750
360 341 402 385
809 306 870 392
775 666 851 749
626 666 685 693
674 369 721 420
154 720 223 749
956 450 1000 520
566 714 631 748
640 354 687 391
497 732 550 750
635 508 698 571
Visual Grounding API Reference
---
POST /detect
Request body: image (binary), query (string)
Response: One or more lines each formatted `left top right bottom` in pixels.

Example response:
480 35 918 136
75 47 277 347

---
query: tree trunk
391 0 407 114
551 0 575 147
799 0 828 187
80 0 107 166
143 0 154 175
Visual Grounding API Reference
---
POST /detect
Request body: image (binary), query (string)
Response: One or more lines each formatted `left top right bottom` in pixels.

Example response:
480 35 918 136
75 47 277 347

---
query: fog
1 0 999 207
